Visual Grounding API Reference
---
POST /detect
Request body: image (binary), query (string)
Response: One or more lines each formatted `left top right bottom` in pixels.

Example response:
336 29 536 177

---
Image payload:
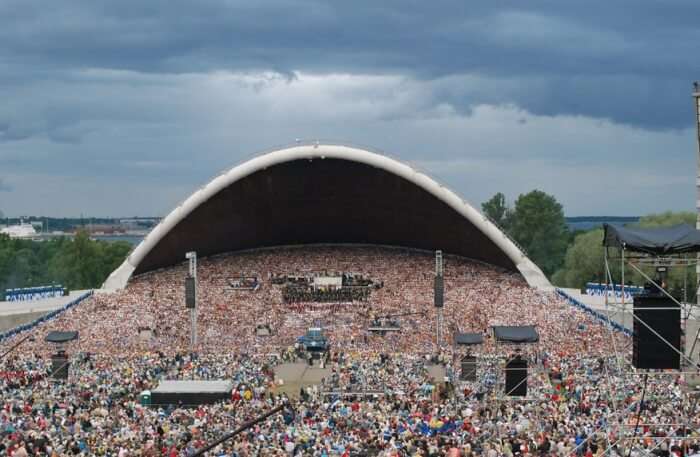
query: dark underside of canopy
603 223 700 255
134 159 517 275
493 326 539 343
454 332 484 345
45 331 79 343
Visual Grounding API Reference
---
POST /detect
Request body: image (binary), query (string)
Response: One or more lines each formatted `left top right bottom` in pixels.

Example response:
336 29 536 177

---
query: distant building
1 222 38 239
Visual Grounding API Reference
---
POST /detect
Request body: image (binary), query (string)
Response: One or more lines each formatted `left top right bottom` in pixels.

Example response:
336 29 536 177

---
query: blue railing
584 282 644 301
0 291 93 343
556 288 632 336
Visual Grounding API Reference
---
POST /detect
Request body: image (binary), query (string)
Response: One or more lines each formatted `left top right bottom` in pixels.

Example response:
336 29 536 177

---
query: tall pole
186 251 198 350
0 334 34 361
435 250 443 347
692 83 700 363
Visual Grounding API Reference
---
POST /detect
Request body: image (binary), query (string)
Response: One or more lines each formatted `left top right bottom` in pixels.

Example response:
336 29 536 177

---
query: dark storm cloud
0 1 697 217
1 0 699 129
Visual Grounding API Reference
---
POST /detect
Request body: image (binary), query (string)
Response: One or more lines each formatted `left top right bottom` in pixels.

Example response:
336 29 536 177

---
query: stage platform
425 364 448 384
274 362 331 399
151 380 233 406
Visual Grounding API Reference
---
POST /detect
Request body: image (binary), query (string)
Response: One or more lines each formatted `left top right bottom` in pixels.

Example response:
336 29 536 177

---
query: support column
435 250 443 347
692 83 700 363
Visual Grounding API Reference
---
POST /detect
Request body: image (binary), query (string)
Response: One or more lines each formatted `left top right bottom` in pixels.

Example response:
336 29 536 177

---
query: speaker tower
505 356 527 396
633 294 680 369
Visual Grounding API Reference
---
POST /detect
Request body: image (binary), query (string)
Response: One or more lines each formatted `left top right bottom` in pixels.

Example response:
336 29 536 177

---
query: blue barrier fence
4 285 67 302
556 288 632 337
585 282 643 301
0 290 93 343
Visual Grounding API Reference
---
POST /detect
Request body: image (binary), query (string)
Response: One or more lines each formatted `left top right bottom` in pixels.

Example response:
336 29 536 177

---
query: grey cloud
0 178 12 192
0 1 698 128
0 1 697 217
0 70 694 217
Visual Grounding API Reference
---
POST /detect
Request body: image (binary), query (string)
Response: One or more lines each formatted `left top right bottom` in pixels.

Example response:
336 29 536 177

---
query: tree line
1 198 694 299
481 191 697 301
0 231 131 293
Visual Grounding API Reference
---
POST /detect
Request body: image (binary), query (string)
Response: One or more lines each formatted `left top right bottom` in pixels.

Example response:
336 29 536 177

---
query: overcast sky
1 0 699 218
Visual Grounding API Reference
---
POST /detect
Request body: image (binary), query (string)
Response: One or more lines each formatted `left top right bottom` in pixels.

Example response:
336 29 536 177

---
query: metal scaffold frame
472 86 700 452
595 212 700 451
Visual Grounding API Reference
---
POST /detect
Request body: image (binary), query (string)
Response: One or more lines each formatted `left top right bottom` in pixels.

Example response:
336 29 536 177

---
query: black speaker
460 355 477 381
434 275 444 308
505 356 527 396
185 276 196 309
633 294 680 369
51 352 69 379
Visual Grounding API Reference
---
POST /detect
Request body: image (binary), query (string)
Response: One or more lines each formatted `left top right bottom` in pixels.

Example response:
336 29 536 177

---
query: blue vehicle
298 327 329 352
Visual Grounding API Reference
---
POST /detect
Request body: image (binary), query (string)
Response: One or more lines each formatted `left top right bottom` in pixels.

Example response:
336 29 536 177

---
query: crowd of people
282 286 372 304
0 245 698 456
228 278 260 291
274 272 378 304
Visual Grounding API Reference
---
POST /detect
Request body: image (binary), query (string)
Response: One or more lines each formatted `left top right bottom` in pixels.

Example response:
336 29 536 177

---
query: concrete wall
0 310 49 333
0 290 91 336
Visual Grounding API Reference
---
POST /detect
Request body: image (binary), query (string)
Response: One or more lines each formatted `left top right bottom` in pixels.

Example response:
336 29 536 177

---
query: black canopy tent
493 326 539 343
45 331 79 380
601 224 700 367
603 223 700 255
454 332 484 345
45 331 79 343
452 332 483 383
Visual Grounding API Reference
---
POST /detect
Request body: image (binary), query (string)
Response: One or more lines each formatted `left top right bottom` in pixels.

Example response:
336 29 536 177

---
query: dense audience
282 286 371 304
228 278 259 291
0 246 698 456
277 273 377 304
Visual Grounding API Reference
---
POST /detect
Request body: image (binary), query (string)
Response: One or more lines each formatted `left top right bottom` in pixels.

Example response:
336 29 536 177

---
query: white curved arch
103 144 552 291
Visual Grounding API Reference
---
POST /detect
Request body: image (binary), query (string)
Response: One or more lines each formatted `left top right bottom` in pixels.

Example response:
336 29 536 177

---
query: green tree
51 230 103 288
552 211 698 301
510 190 569 277
552 229 611 288
481 192 512 230
637 211 695 227
0 231 132 293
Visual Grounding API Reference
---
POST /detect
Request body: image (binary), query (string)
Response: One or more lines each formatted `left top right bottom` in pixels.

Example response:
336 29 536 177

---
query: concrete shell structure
104 144 552 291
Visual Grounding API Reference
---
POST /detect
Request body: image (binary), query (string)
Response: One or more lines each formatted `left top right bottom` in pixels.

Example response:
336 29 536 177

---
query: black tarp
454 332 484 345
603 223 700 255
493 326 539 343
151 380 233 407
45 331 78 343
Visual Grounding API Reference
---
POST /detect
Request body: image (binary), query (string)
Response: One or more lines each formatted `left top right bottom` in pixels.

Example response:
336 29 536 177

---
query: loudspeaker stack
185 275 196 309
460 355 477 381
505 356 527 396
51 351 69 380
633 294 680 369
434 275 444 308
